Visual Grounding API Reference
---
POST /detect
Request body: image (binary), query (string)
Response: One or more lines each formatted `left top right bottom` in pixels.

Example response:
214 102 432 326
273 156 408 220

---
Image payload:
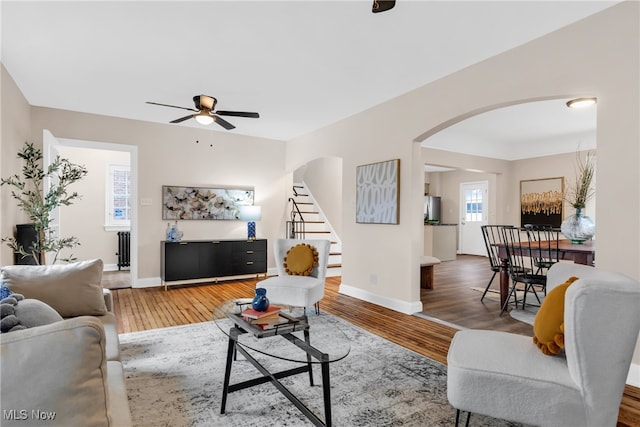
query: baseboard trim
132 277 161 288
132 271 277 289
338 283 423 315
628 363 640 387
103 263 119 272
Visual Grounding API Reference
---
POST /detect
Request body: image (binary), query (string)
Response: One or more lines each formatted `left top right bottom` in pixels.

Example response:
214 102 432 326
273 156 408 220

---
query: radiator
117 231 131 270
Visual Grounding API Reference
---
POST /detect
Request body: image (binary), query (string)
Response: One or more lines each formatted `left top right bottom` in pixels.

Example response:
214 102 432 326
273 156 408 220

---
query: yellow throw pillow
533 276 579 356
283 244 318 276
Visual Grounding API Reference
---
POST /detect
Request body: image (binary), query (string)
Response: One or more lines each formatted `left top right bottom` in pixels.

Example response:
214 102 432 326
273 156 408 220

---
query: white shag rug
119 314 522 427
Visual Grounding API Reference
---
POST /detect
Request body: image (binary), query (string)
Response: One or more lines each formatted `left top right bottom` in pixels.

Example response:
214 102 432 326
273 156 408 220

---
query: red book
240 305 281 320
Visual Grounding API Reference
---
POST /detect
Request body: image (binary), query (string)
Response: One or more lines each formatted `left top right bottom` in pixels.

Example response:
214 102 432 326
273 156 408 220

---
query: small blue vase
252 288 269 312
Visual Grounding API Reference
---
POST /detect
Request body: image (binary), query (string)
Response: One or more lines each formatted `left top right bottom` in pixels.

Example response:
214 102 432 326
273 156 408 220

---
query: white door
43 130 61 264
459 181 488 256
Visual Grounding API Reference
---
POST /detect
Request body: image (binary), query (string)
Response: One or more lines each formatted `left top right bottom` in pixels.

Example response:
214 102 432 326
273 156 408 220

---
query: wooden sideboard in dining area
496 240 595 308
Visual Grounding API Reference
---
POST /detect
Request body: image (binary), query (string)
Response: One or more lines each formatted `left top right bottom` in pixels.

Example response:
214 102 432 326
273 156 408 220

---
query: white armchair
257 239 331 313
447 262 640 426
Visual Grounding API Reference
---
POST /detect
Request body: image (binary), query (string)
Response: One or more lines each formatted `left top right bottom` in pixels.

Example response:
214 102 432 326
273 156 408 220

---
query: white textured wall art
356 159 400 224
162 186 254 220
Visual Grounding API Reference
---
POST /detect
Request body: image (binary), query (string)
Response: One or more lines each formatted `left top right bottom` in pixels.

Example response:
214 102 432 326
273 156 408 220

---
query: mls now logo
3 409 56 421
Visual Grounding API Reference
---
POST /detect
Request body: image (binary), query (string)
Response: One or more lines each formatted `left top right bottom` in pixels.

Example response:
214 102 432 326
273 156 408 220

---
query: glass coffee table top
213 299 351 364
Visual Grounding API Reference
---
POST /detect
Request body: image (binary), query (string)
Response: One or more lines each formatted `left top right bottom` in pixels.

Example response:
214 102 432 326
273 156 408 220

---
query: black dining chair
479 225 510 302
523 224 561 276
499 226 549 315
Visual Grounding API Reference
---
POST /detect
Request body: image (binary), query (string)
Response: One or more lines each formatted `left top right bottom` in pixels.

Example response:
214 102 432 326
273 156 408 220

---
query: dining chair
479 225 510 302
524 224 561 275
500 226 547 315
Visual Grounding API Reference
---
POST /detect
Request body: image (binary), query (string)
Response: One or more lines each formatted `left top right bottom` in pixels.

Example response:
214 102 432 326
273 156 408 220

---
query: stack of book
240 305 287 330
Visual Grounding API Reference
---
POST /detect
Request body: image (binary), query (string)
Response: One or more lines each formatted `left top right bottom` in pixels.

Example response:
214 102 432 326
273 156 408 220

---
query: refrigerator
424 196 441 223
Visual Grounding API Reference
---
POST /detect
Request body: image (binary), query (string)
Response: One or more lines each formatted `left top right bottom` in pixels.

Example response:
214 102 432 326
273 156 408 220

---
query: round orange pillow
283 244 318 276
533 276 579 356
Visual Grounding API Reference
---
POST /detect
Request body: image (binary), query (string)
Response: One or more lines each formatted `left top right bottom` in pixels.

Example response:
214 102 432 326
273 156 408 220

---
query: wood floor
109 256 639 427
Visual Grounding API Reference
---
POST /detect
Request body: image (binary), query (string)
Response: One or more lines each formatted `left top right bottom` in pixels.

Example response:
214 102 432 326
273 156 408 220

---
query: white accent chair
257 239 331 313
447 262 640 427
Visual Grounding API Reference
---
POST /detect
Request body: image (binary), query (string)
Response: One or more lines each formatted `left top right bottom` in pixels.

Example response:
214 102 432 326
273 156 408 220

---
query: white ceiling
1 1 611 154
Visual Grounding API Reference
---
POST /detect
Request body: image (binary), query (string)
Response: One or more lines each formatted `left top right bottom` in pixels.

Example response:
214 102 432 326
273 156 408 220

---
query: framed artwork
162 186 254 220
356 159 400 224
520 177 564 227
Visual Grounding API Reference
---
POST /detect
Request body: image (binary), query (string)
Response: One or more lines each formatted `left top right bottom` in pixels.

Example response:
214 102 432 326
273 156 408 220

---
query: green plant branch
565 150 596 209
1 142 88 264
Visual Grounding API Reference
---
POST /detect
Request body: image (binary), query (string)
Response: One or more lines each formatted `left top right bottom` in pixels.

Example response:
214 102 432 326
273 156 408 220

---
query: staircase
287 183 342 277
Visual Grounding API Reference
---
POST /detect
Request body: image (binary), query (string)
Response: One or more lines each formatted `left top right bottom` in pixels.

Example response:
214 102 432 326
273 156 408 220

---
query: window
105 163 130 231
464 188 484 222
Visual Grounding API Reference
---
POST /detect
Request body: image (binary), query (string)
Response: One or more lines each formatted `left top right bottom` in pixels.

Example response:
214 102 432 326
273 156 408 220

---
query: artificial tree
1 141 88 264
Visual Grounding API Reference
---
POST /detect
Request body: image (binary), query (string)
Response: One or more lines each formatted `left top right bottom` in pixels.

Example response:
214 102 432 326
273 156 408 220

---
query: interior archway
415 96 597 329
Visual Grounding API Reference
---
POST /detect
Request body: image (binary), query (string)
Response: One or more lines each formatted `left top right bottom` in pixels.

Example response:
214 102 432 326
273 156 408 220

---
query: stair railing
286 194 306 239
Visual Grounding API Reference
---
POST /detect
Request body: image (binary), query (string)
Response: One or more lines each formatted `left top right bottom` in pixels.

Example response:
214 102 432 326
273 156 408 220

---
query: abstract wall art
162 186 254 220
356 159 400 224
520 177 564 227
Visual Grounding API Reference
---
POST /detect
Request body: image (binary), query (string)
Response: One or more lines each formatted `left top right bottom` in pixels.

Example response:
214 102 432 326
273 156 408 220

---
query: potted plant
561 151 596 243
1 141 88 264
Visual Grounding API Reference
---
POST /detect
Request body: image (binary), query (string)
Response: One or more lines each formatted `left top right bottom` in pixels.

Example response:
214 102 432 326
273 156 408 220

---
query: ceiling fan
146 95 259 130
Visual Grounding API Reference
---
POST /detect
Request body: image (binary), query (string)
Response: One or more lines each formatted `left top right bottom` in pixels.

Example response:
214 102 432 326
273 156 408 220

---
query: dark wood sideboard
161 239 267 289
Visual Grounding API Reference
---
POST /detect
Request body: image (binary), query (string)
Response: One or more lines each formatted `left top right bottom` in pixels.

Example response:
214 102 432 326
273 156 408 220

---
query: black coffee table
213 299 350 427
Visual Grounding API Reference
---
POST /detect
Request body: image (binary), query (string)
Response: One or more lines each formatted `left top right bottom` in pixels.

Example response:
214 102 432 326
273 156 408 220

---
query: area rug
508 306 539 325
119 314 521 427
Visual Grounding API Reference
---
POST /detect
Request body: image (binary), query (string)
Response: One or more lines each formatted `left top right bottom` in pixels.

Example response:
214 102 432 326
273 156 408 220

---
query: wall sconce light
566 97 597 109
239 205 262 240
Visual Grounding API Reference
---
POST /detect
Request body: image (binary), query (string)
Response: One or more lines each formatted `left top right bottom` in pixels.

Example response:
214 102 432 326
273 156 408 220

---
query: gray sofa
0 259 132 427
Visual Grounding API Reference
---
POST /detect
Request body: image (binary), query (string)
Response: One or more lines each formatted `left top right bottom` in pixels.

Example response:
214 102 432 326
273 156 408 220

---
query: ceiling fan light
566 97 597 109
195 113 214 125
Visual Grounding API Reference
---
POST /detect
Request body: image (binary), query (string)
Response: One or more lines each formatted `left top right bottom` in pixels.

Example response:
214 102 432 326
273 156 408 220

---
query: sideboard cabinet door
199 241 233 278
162 242 200 281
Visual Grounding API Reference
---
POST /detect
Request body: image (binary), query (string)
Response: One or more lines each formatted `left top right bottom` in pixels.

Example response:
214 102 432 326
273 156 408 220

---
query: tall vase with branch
561 151 596 244
1 142 88 264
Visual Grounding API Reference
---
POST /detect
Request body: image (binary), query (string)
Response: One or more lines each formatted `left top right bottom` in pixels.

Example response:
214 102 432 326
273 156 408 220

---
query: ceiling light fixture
566 97 597 109
195 112 214 125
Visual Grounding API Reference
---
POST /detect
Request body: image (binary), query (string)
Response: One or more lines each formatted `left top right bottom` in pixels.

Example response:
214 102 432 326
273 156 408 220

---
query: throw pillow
283 243 319 276
1 259 106 318
533 276 579 356
1 293 63 333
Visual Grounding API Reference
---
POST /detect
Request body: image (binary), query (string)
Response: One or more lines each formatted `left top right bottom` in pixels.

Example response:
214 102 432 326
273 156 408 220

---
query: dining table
496 239 595 309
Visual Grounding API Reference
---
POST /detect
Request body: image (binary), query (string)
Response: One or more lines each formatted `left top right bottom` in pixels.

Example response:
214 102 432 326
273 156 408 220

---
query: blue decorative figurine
252 288 269 312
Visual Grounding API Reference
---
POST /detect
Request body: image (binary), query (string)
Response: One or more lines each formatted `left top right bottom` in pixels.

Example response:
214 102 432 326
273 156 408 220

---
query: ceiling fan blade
215 110 260 119
170 114 195 124
213 115 236 130
146 101 198 112
372 0 395 13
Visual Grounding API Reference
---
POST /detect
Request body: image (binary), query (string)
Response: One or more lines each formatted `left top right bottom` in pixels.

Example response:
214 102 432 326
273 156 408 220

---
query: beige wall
24 107 287 282
288 2 639 312
56 145 130 268
300 157 343 238
427 150 596 231
287 2 638 371
1 65 32 265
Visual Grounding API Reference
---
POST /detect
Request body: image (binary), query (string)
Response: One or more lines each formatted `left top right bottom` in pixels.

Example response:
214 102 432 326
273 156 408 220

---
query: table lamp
239 205 262 240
